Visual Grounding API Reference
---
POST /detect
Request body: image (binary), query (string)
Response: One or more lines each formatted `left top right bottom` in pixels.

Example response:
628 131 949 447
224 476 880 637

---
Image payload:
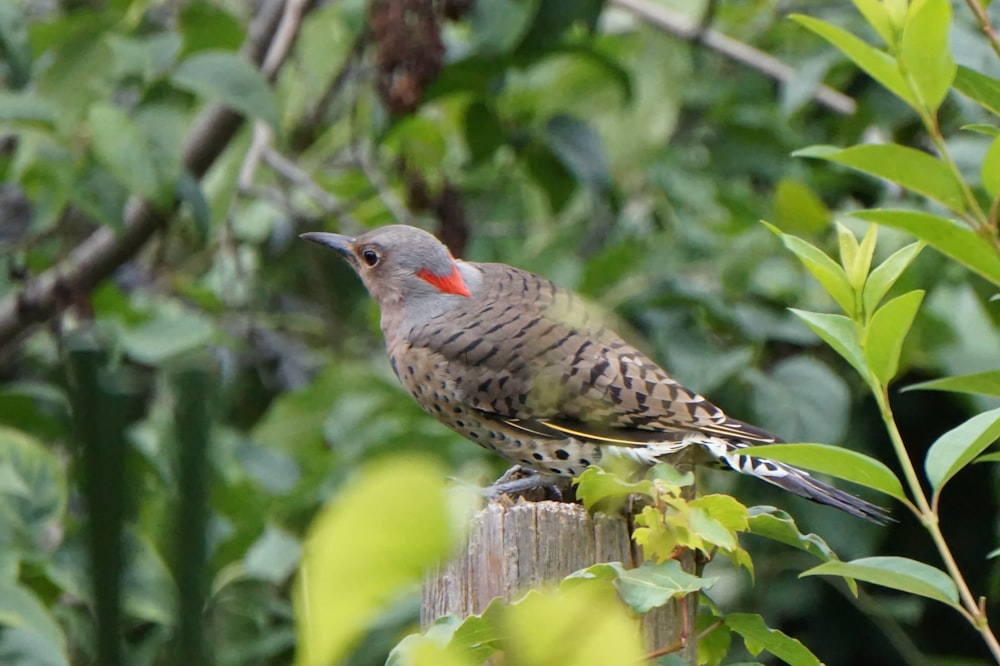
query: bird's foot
484 466 574 502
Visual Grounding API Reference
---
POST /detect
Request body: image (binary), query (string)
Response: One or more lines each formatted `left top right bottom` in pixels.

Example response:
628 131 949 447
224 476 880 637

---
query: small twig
964 0 1000 61
610 0 856 115
644 617 724 660
239 123 273 191
299 29 370 139
353 141 415 225
238 0 310 189
262 147 364 226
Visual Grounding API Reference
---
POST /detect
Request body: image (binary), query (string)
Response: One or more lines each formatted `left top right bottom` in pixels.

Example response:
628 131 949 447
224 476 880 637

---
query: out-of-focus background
1 0 998 664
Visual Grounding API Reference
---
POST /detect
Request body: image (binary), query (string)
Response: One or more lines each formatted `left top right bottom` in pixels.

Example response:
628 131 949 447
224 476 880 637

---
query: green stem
964 0 1000 61
874 387 1000 663
926 123 988 232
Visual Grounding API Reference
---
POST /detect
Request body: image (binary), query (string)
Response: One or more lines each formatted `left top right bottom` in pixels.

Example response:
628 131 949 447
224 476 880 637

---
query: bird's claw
483 466 572 502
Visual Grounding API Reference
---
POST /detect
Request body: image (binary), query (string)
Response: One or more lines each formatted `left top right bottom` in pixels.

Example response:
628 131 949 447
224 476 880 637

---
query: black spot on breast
555 449 570 460
456 420 465 427
549 467 562 474
532 452 544 461
579 458 591 466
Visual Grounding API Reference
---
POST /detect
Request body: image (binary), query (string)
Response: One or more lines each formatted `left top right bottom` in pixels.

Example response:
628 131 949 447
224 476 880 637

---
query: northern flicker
303 225 889 523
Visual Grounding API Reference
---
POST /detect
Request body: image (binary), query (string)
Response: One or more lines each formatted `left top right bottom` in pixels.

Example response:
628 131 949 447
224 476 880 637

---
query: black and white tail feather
697 437 892 525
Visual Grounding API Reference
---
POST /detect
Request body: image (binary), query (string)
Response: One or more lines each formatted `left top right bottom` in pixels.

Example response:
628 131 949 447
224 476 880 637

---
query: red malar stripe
417 264 471 297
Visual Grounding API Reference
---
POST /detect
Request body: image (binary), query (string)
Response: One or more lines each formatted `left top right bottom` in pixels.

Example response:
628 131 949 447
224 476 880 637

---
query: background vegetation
1 0 999 664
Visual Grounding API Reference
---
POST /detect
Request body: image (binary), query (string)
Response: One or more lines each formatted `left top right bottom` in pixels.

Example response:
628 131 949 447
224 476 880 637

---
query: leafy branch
0 0 297 355
761 2 1000 659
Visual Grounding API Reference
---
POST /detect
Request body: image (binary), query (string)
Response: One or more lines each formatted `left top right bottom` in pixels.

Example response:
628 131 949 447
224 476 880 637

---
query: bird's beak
300 232 356 265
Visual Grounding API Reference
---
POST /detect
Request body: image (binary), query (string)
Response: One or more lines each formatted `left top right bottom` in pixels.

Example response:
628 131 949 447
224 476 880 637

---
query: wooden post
422 497 697 661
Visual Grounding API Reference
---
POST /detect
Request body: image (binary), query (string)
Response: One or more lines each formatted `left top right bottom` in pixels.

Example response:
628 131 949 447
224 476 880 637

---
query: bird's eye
361 248 380 267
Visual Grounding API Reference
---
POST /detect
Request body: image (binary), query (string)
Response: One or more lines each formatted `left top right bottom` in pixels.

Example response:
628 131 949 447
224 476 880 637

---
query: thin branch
298 28 370 143
610 0 857 116
239 0 311 189
353 141 415 225
964 0 1000 61
261 147 364 226
0 0 293 354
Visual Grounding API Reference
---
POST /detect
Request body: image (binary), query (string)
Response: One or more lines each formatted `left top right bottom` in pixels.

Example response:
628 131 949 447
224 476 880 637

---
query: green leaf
763 222 855 314
446 610 501 664
0 92 56 126
801 556 959 607
791 14 919 111
387 637 478 666
743 443 906 500
172 50 277 127
544 114 611 189
862 242 923 315
746 507 857 594
982 135 1000 200
772 179 831 234
648 463 696 488
0 580 67 656
695 612 732 666
385 116 447 174
899 0 955 113
118 310 215 365
799 144 965 213
962 123 1000 137
516 0 604 56
788 310 870 380
689 494 749 551
567 560 714 614
468 0 538 55
924 407 1000 492
0 3 32 89
904 371 1000 398
87 103 170 206
0 626 71 666
853 209 1000 288
244 525 302 585
852 0 897 46
836 221 861 286
122 530 176 626
502 585 646 666
724 613 821 666
840 222 877 291
863 290 924 385
953 66 1000 116
294 456 465 666
0 427 66 549
574 467 654 511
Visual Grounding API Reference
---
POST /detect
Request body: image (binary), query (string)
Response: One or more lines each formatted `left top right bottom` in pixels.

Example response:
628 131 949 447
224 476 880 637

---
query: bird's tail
699 438 893 525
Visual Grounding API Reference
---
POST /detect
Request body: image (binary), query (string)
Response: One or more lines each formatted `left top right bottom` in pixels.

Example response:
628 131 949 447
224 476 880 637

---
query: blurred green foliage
1 0 1000 664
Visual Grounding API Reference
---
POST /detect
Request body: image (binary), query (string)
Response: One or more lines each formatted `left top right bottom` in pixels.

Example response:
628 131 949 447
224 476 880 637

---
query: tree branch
610 0 857 116
0 0 293 355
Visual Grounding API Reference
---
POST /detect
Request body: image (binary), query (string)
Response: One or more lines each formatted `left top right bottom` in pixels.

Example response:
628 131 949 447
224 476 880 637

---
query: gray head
301 225 472 309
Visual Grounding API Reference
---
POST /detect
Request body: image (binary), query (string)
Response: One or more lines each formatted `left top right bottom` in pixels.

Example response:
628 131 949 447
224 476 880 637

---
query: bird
302 224 890 524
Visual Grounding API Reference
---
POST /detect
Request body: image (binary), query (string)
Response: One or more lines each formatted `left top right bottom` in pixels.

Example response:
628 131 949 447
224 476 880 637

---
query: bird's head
301 225 473 309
